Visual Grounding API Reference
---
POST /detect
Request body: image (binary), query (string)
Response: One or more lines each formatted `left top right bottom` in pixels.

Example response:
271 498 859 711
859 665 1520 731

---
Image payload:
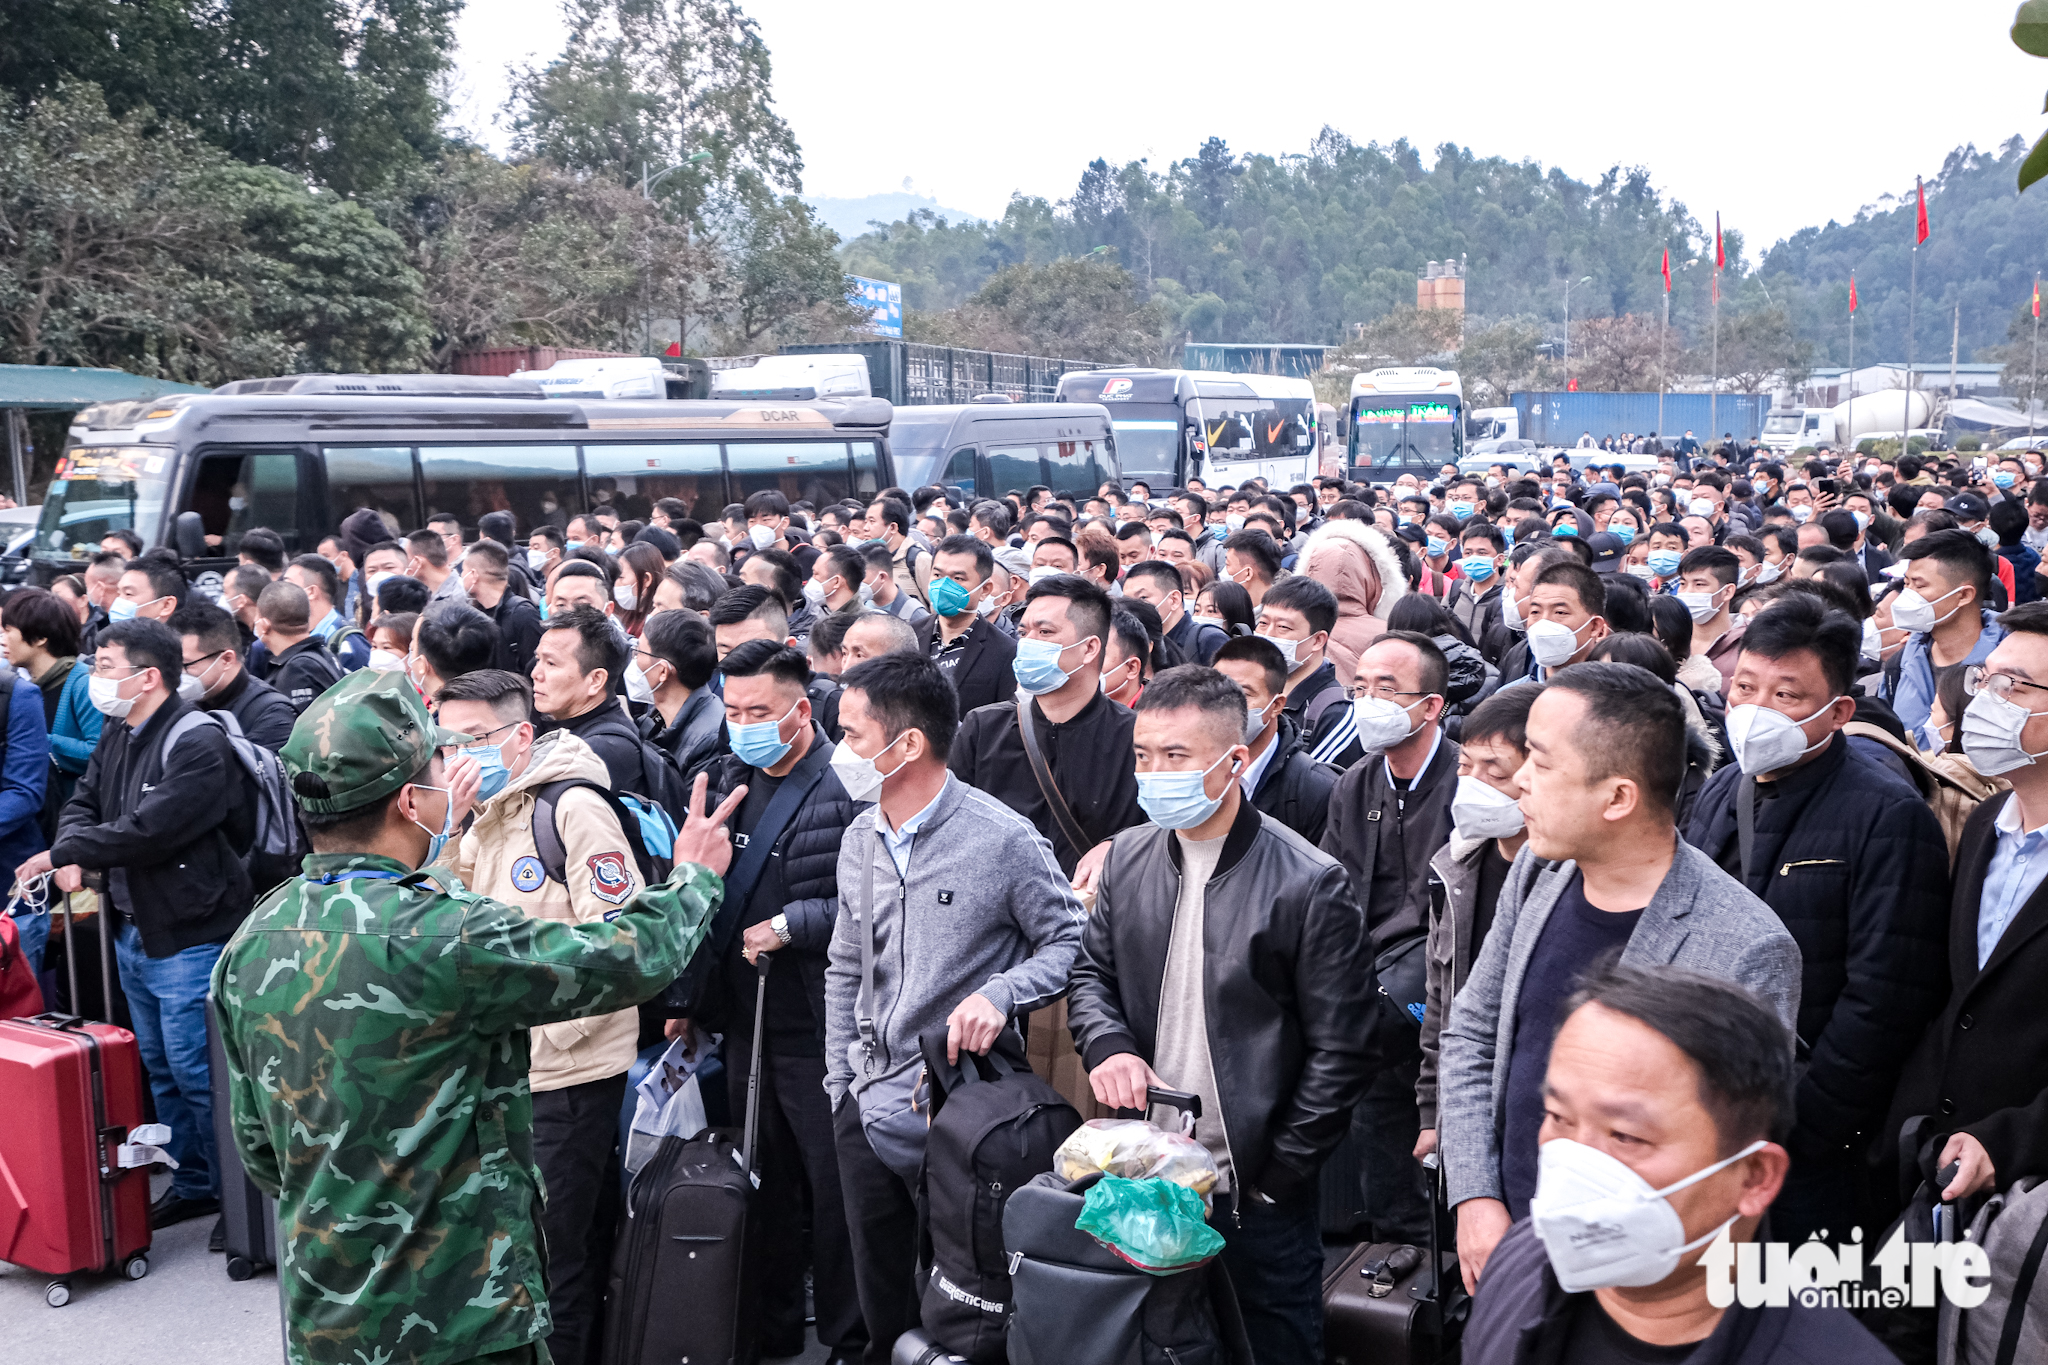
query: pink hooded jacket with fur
1299 519 1408 686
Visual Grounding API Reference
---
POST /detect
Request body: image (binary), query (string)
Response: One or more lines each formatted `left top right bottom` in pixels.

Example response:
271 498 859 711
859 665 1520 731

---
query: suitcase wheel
122 1254 148 1281
226 1256 254 1282
45 1281 70 1308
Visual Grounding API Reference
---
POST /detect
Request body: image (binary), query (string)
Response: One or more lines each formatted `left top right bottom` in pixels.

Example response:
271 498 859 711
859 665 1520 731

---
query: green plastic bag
1075 1175 1226 1276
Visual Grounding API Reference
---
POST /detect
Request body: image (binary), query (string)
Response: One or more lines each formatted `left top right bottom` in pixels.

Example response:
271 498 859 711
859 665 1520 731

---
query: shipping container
451 345 635 378
780 341 1101 407
1511 392 1769 446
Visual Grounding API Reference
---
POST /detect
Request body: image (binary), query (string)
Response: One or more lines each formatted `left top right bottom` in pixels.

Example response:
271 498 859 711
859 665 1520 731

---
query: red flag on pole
2033 277 2039 319
1715 214 1724 270
1915 177 1929 245
1849 274 1858 313
663 341 682 357
1661 248 1671 293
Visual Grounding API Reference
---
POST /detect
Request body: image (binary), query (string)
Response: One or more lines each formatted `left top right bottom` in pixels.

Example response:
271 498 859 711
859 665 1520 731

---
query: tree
713 195 864 347
1456 317 1547 404
1706 305 1812 394
1340 306 1464 367
1570 314 1678 392
907 254 1172 363
0 84 425 381
0 0 460 194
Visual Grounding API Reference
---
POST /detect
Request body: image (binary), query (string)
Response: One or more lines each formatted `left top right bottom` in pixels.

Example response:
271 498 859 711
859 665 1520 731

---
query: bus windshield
36 445 174 560
1107 406 1183 485
1349 399 1462 468
1192 396 1315 463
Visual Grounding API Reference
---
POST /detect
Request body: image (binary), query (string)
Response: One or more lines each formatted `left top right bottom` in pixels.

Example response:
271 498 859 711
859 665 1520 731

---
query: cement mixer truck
1759 388 1938 454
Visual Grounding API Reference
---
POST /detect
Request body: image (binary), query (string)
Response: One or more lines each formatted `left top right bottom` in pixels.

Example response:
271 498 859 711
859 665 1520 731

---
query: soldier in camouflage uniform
211 669 746 1365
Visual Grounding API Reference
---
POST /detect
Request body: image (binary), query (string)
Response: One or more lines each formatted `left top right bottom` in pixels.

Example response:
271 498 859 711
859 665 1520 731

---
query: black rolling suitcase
1321 1151 1467 1365
206 998 279 1281
602 955 769 1365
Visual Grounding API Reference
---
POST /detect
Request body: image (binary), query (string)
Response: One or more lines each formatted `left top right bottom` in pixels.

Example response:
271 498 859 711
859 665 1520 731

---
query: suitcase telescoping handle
1112 1086 1203 1131
740 954 770 1178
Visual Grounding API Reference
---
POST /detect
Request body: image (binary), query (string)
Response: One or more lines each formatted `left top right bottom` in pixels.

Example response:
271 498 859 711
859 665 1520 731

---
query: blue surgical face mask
407 783 458 867
1458 555 1496 582
1552 522 1578 538
1647 550 1683 578
1611 525 1636 545
468 744 510 801
1135 747 1241 831
109 597 141 623
1013 635 1094 696
1995 470 2017 489
929 573 973 618
1448 500 1474 519
1426 537 1449 559
728 697 801 769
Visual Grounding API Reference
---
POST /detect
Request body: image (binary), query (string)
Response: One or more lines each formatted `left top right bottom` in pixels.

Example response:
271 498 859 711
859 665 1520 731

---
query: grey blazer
1438 839 1802 1208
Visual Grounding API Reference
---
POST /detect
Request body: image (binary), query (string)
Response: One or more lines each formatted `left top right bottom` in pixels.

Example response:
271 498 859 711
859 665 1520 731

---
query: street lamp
641 150 712 199
1562 274 1593 385
640 151 712 354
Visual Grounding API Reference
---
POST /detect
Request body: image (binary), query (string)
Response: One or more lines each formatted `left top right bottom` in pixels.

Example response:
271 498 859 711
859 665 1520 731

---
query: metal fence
781 342 1102 406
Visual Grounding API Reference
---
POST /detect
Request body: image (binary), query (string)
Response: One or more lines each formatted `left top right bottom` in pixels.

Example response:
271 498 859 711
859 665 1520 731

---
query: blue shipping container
1511 393 1769 445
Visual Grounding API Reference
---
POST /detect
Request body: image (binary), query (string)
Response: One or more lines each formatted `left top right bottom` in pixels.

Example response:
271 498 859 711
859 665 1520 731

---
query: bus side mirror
173 510 206 561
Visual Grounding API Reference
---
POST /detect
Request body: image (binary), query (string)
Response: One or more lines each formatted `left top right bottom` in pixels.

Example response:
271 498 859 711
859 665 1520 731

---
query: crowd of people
6 438 2046 1365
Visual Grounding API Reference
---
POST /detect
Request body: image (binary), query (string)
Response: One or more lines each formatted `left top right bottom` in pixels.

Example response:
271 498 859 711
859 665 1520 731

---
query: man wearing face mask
692 641 866 1362
203 669 742 1365
457 538 543 676
1882 529 2004 749
171 602 298 752
826 652 1085 1363
1319 630 1459 1245
949 575 1146 885
1447 522 1508 656
806 542 869 619
857 543 928 624
634 609 725 780
1211 636 1338 844
917 534 1017 715
1462 960 1894 1365
435 668 650 1365
1438 665 1799 1295
1415 688 1535 1165
22 619 254 1244
1258 577 1365 770
1485 545 1572 683
1124 559 1226 667
1069 665 1384 1365
251 581 344 714
1682 596 1950 1246
1672 546 1745 693
532 605 688 814
1513 560 1612 685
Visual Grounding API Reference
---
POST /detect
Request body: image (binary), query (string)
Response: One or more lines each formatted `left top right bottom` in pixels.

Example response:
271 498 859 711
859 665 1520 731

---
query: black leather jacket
1066 796 1386 1203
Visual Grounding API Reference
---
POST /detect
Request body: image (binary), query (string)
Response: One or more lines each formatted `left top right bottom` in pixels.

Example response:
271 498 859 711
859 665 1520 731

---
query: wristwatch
770 913 792 946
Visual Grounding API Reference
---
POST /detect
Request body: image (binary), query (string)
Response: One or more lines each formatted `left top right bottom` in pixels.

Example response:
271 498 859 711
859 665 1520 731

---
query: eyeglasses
1963 667 2048 702
1353 683 1427 702
90 661 143 678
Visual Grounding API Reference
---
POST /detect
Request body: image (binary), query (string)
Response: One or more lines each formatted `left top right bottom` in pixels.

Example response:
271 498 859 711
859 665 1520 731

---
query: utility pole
2034 272 2042 443
1949 303 1960 401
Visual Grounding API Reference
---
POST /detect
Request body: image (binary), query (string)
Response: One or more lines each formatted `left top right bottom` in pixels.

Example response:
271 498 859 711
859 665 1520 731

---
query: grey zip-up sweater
824 773 1087 1106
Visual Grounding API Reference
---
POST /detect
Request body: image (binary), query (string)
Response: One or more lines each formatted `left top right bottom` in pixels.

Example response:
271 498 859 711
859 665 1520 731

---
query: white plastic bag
624 1035 709 1176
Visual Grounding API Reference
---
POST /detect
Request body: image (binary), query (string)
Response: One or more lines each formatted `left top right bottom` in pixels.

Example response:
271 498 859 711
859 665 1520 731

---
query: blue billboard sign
847 274 902 338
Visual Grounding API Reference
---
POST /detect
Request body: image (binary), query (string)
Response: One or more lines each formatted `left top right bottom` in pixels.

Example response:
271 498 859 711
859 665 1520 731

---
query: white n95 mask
1724 697 1839 776
1529 1137 1766 1292
1526 617 1591 668
1450 775 1523 840
1962 688 2048 776
1352 695 1426 750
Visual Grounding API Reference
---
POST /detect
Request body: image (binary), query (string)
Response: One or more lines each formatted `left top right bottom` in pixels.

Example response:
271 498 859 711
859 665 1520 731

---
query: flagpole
1711 272 1720 445
1907 242 1918 443
2033 271 2041 442
1848 275 1856 450
1659 287 1669 439
1950 302 1960 401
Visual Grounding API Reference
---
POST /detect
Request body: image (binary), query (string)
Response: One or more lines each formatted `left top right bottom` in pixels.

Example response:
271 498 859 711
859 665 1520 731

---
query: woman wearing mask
1193 580 1255 637
612 541 664 639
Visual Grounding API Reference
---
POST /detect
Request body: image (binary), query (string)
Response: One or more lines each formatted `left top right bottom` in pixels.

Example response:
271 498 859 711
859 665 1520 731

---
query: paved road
1 1175 834 1364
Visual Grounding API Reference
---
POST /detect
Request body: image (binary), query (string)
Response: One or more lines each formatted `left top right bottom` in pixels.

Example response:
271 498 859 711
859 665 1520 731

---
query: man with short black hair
532 604 683 807
284 552 372 673
948 574 1145 880
808 543 867 616
918 533 1017 714
171 601 298 752
236 527 287 577
1883 527 2004 748
1223 530 1283 607
1463 960 1895 1364
81 550 125 650
1684 595 1949 1244
253 581 343 713
405 528 468 607
1673 545 1745 692
865 496 931 610
1212 637 1339 844
826 652 1085 1363
1070 664 1383 1365
411 602 499 699
458 538 545 675
1124 559 1225 667
1440 663 1800 1293
635 609 724 779
1517 560 1611 682
710 584 843 743
1258 576 1363 768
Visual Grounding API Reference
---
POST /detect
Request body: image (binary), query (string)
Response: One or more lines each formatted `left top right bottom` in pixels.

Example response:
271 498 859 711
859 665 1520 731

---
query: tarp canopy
0 364 207 410
1946 397 2046 432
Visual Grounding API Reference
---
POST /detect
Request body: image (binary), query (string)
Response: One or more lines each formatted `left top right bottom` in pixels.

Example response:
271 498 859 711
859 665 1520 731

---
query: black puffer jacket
1068 797 1387 1203
702 733 861 1047
1682 732 1952 1158
1250 715 1340 846
640 685 725 783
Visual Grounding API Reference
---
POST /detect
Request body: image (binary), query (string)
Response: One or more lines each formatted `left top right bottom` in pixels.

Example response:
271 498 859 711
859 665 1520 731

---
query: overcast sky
451 0 2047 257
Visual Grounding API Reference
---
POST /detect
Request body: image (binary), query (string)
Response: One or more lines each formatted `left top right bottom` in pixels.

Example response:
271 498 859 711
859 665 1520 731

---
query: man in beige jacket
436 667 648 1365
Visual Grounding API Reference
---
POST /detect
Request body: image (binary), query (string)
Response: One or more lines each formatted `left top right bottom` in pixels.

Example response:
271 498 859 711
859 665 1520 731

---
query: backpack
529 777 675 892
164 709 303 889
327 625 369 667
1939 1176 2048 1365
1842 721 2005 865
914 1030 1080 1362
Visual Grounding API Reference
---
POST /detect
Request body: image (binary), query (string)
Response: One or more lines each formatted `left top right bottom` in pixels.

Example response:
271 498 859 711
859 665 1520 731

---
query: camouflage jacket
211 851 722 1365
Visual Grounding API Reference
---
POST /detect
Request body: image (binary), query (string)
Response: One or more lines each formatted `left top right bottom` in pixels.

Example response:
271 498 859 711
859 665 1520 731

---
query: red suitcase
0 891 154 1306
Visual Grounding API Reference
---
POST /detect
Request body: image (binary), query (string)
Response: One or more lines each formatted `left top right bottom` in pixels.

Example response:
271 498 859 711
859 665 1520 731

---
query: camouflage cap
281 670 471 815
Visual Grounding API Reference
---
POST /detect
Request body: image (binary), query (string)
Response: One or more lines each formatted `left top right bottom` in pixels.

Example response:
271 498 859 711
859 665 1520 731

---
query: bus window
941 446 977 501
852 441 881 499
1046 440 1092 497
987 445 1042 497
419 445 582 543
583 444 723 524
727 441 851 508
321 446 418 542
191 448 304 556
1082 439 1112 490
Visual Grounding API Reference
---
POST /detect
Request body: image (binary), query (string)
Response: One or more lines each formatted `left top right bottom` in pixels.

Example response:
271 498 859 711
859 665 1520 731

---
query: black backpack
914 1030 1080 1363
528 778 674 894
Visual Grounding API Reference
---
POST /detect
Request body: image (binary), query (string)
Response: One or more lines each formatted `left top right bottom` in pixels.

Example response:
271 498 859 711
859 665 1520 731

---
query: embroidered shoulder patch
586 851 633 905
